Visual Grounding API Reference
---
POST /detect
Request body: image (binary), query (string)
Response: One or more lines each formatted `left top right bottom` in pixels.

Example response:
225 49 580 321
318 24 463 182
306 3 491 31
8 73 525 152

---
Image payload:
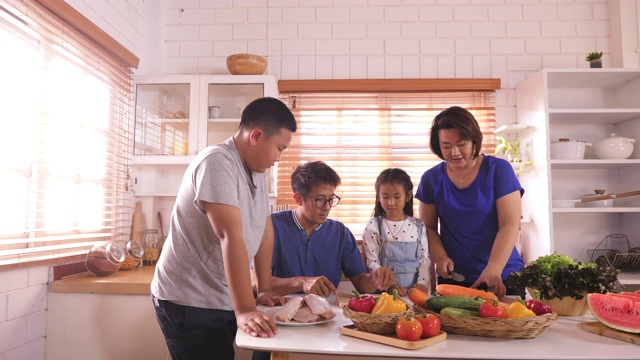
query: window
0 0 139 268
278 79 499 240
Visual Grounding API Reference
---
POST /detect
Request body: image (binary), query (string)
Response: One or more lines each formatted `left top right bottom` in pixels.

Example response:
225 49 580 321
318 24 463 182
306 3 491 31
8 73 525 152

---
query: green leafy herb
506 253 619 300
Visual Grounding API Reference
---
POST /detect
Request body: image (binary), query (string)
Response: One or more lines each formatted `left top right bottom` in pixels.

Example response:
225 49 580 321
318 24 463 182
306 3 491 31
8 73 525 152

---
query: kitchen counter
49 271 638 360
49 265 155 295
46 266 172 360
236 296 639 360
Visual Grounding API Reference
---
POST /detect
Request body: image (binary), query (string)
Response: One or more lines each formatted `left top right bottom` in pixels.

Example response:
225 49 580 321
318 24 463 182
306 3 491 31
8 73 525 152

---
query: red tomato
479 299 507 319
416 313 441 338
395 315 423 341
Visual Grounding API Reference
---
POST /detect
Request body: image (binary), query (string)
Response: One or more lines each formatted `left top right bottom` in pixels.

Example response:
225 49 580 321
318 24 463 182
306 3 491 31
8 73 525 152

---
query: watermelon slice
587 293 640 334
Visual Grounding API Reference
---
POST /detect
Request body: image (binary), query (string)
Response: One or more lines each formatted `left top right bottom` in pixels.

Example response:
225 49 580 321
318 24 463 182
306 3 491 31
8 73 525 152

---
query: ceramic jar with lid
594 134 635 159
85 243 125 276
549 138 592 159
580 189 614 208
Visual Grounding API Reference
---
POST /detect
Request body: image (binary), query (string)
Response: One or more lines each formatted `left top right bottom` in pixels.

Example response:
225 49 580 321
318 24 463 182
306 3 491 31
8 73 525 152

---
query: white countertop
235 295 639 359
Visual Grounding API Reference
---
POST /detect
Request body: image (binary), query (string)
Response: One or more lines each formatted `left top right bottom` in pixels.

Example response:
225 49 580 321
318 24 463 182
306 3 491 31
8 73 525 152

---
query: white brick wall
0 266 48 359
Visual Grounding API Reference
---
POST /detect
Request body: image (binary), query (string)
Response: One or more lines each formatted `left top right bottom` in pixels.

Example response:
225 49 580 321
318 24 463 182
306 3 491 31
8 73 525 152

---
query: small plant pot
589 59 602 68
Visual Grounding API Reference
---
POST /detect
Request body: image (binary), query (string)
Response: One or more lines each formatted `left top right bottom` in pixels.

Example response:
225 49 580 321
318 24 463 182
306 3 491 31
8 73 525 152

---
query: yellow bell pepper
506 300 536 319
371 289 407 314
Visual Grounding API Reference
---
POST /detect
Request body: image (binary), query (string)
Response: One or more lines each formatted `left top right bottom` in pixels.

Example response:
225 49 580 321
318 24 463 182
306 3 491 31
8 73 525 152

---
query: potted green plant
506 253 620 316
495 136 532 177
585 51 603 68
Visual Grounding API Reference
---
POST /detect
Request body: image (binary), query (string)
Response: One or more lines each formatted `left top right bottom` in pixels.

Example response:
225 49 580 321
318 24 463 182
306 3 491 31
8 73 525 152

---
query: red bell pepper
525 289 553 315
347 290 376 313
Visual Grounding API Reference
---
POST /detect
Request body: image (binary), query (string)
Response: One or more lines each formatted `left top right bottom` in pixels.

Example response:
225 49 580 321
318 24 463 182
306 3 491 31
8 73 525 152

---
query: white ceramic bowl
593 134 635 159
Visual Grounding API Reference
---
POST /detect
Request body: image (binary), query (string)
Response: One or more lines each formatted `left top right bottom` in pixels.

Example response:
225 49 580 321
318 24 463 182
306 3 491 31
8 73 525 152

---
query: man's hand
237 310 278 338
372 267 395 290
256 290 285 307
302 276 337 297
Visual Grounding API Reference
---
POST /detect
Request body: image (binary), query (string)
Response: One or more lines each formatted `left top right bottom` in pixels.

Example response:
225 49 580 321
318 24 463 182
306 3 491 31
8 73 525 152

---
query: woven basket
414 306 557 339
342 306 409 335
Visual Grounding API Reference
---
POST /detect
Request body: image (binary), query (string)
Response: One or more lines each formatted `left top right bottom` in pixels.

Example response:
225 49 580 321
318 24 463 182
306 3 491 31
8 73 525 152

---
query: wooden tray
339 325 446 350
577 321 640 345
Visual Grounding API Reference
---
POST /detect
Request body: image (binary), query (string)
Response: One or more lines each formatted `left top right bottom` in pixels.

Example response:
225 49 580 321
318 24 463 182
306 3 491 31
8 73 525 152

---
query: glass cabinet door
204 82 265 147
134 83 192 155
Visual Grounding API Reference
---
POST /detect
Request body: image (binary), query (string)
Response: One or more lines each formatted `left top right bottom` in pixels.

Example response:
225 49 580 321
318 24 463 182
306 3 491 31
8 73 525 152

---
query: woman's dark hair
291 161 341 195
429 106 482 160
240 97 297 137
373 168 414 217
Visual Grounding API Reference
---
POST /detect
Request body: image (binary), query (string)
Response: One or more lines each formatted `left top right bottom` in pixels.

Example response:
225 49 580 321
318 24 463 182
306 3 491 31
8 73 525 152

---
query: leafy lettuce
506 253 620 300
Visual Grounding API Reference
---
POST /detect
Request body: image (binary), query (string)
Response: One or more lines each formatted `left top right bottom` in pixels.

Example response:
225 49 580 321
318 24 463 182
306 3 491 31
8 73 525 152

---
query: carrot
408 288 429 307
435 284 498 301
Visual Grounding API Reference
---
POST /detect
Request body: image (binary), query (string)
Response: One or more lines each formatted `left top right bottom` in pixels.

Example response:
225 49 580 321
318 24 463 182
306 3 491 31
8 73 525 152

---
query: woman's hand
434 257 456 279
471 266 506 299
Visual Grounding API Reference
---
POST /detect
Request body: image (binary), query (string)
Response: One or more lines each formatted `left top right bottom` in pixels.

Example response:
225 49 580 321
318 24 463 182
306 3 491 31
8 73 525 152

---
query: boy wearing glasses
269 161 395 297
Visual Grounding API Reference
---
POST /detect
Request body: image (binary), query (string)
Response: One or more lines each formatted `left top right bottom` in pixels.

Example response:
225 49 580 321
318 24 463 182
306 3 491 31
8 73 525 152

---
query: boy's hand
237 310 278 338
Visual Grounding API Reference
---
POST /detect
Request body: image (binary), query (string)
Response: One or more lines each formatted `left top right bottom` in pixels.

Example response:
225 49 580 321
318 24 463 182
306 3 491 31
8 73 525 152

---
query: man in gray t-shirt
151 97 297 360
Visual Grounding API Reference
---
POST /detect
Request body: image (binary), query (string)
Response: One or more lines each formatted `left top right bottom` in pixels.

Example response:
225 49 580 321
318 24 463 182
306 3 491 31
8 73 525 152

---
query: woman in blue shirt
415 106 524 299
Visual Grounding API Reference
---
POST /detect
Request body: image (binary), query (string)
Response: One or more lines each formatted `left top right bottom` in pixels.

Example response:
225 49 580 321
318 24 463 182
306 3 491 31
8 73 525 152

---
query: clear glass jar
120 240 144 270
142 229 160 266
85 243 125 276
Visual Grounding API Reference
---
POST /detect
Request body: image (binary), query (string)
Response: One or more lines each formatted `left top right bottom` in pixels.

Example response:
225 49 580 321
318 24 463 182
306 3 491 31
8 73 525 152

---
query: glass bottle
120 240 144 270
142 229 160 266
85 243 125 276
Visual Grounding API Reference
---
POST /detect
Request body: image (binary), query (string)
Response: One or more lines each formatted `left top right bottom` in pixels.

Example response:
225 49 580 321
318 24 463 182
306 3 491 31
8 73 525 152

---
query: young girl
363 168 433 296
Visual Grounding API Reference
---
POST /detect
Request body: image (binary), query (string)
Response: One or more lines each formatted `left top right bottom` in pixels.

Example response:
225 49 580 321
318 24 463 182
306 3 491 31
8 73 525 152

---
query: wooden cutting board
339 325 446 350
577 321 640 345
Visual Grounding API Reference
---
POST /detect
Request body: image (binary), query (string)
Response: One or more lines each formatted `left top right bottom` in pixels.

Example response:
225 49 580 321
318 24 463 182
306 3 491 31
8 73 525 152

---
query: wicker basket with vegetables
342 289 409 334
415 284 557 339
505 253 620 316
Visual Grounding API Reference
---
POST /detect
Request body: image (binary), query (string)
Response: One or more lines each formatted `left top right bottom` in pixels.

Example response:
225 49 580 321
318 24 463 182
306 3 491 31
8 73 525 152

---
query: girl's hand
388 284 407 297
372 266 396 290
412 283 430 295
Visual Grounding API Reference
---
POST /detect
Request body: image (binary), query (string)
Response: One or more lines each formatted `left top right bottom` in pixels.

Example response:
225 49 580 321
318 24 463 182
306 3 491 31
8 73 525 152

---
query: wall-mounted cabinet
129 75 278 232
516 69 640 287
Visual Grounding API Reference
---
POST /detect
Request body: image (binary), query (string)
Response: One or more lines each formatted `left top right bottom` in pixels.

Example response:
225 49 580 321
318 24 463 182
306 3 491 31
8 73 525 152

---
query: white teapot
593 134 635 159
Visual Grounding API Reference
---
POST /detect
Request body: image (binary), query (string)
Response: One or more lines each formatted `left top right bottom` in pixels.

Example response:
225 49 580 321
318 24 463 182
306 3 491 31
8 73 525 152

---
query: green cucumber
426 296 485 312
440 307 480 317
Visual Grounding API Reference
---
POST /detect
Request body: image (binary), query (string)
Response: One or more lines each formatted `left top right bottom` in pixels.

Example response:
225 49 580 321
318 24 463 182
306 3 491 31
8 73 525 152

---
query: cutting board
339 325 446 350
577 321 640 345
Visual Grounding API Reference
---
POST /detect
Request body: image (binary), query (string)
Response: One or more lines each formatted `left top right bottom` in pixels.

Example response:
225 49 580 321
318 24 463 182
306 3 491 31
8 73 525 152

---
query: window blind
0 0 138 268
278 79 499 240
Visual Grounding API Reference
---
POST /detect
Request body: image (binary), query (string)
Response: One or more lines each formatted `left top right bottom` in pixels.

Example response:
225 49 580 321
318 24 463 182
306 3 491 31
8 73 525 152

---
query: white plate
263 307 334 326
